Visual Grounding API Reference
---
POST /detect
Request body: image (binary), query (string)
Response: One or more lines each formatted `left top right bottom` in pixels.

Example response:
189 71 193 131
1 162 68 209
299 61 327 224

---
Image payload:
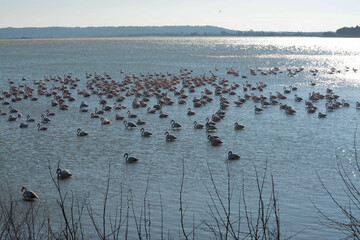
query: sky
0 0 359 32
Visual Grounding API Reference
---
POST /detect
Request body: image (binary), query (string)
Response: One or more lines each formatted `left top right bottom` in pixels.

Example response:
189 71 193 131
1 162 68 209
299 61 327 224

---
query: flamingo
127 110 137 118
136 119 146 125
210 138 222 146
41 114 51 123
124 153 138 163
318 112 327 118
91 113 100 118
206 123 217 131
21 186 39 201
147 107 156 114
140 128 153 137
95 107 104 115
26 115 35 122
100 117 111 125
234 122 245 130
46 109 56 116
159 111 168 118
254 105 263 114
8 115 17 121
187 108 195 116
37 123 47 131
77 128 88 136
57 168 72 179
124 121 136 129
165 131 177 141
171 120 182 129
19 122 29 128
115 114 125 120
194 121 204 129
228 151 240 160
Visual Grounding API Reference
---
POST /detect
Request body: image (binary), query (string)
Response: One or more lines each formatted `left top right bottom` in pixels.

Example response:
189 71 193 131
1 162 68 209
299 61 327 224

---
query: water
0 37 360 239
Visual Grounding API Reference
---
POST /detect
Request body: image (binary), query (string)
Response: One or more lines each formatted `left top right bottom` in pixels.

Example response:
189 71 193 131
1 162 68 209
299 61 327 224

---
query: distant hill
0 26 237 38
336 25 360 37
323 25 360 38
0 26 323 39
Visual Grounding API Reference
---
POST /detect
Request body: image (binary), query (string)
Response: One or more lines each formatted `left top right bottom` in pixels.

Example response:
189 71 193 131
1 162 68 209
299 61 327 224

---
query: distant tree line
0 25 358 39
0 26 324 39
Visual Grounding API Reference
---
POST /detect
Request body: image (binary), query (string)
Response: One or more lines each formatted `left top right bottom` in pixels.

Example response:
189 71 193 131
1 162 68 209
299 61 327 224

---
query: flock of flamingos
0 66 359 200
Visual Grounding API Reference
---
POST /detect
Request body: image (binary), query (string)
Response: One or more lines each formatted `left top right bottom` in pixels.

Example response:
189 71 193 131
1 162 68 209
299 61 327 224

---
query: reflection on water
0 37 359 239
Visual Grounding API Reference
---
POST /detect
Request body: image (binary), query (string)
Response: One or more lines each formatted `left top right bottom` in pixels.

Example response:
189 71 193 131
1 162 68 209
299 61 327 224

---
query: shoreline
0 35 354 40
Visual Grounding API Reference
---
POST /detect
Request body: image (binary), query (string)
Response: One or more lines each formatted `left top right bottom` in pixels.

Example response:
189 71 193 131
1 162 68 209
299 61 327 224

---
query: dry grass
0 159 283 239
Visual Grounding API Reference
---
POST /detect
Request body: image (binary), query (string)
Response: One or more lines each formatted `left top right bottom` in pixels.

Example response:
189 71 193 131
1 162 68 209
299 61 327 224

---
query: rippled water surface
0 37 360 239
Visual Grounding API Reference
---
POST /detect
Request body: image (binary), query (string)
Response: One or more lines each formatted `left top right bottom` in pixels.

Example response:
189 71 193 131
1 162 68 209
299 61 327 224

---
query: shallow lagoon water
0 37 360 239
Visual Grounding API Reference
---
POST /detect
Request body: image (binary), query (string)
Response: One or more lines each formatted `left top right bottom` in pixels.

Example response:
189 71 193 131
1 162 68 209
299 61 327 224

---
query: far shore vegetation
0 25 359 39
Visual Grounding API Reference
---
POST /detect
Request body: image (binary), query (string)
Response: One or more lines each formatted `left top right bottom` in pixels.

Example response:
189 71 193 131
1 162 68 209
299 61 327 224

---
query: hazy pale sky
0 0 359 31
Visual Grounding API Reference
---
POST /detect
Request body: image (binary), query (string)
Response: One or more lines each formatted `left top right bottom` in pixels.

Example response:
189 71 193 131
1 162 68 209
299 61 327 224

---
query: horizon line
0 25 333 33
